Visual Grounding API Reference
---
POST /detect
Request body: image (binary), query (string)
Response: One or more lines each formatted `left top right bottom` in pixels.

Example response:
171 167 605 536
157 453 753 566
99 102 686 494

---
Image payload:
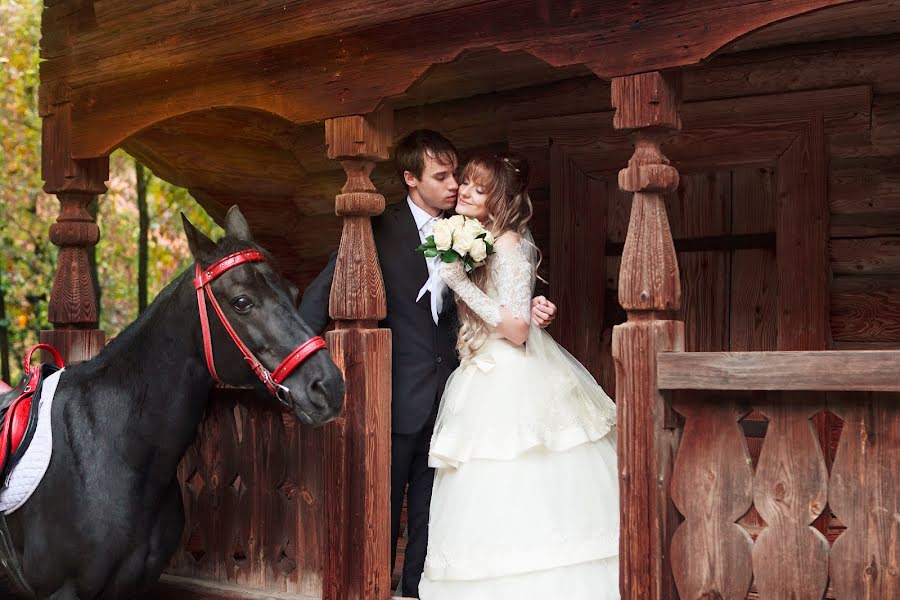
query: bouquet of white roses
416 214 495 271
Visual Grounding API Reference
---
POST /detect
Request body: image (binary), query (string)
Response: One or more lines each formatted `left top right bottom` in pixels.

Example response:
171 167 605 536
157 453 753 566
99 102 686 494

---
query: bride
417 153 620 600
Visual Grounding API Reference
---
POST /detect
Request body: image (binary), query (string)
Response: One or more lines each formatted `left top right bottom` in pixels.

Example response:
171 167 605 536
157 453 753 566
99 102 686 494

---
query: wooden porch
34 1 900 598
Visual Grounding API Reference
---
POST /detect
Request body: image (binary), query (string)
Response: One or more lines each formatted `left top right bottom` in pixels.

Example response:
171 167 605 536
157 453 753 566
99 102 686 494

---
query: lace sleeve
492 238 534 322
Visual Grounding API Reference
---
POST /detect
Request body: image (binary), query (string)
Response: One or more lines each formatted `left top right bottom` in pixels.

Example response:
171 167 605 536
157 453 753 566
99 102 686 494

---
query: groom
298 129 556 598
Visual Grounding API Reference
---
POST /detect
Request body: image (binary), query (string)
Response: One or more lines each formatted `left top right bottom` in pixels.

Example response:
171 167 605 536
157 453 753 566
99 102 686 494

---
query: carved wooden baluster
830 391 900 600
40 102 109 363
610 71 684 600
670 393 754 599
322 105 391 600
753 392 829 599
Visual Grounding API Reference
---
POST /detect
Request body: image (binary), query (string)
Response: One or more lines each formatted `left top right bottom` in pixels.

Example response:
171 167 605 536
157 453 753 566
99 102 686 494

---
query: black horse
0 207 344 599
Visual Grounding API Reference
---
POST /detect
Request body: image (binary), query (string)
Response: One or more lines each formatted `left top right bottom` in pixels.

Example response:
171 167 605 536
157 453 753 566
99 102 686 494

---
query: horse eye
231 296 254 314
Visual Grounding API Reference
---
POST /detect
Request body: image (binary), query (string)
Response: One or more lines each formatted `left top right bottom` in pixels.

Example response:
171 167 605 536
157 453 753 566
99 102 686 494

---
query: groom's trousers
390 400 439 598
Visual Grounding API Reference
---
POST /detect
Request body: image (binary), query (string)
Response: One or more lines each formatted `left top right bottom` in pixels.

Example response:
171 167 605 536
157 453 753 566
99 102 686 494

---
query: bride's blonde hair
455 152 535 358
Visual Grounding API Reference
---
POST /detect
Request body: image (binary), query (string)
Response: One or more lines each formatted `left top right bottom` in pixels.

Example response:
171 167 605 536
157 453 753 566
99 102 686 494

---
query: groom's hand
531 296 557 329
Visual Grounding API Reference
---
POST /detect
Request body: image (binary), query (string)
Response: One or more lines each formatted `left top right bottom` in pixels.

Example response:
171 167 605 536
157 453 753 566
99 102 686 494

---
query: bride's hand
531 296 557 328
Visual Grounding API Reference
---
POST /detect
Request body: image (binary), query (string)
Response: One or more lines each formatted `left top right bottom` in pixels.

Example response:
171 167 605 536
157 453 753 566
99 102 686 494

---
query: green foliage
1 0 55 381
97 150 221 336
0 0 222 381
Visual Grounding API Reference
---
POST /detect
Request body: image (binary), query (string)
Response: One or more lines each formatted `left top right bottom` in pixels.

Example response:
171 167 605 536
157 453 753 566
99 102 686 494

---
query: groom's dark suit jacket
299 201 460 435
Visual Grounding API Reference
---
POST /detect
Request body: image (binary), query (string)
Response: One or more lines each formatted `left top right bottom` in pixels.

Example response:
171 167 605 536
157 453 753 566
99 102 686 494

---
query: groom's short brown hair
395 129 458 188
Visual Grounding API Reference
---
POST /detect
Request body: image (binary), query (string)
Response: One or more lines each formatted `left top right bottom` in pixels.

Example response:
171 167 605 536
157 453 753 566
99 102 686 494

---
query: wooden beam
39 101 108 364
154 573 322 599
512 85 870 188
831 274 900 342
549 147 607 381
611 71 684 600
657 351 900 391
775 116 830 351
831 238 900 275
322 107 392 600
49 0 853 158
606 232 776 256
683 32 900 100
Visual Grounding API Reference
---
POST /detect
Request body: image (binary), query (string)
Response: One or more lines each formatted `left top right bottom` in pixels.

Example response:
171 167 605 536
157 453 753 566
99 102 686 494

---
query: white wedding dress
418 234 620 600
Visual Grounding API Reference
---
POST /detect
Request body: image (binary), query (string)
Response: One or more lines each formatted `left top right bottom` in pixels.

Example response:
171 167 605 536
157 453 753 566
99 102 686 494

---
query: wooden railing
658 350 899 599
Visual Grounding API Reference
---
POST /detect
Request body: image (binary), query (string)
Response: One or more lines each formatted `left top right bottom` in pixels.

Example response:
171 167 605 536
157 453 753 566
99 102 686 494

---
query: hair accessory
501 157 520 173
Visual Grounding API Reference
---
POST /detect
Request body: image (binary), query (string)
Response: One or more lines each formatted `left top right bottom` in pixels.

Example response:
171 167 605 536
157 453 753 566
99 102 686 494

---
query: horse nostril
308 379 329 408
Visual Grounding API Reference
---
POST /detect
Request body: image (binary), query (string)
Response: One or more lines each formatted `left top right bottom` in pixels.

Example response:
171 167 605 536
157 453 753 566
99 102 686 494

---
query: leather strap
23 344 64 373
195 266 221 383
194 249 266 288
271 337 328 384
193 250 327 402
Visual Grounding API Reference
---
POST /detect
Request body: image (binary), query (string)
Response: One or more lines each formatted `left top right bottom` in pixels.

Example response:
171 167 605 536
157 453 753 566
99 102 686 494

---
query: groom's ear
403 170 419 188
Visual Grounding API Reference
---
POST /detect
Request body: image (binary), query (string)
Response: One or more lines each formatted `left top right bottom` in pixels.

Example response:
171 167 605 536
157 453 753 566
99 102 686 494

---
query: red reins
193 249 327 404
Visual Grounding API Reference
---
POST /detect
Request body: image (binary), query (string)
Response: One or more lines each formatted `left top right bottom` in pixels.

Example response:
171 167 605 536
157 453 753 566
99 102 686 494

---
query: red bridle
194 249 327 405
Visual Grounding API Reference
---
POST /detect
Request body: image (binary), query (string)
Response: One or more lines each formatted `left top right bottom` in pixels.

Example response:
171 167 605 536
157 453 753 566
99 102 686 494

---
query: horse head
181 206 344 426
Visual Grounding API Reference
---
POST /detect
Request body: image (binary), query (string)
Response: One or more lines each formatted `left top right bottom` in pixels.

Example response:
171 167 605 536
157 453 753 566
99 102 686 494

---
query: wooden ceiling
719 0 900 54
122 48 598 215
99 0 897 280
44 0 854 159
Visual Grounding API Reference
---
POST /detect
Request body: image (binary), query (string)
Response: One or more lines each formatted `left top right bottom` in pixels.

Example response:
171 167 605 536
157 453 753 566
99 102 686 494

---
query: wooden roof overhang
36 0 900 323
41 0 855 155
39 1 862 263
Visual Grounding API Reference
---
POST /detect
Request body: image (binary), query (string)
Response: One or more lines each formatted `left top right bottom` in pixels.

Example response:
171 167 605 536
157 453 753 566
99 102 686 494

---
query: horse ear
224 205 255 242
181 213 217 263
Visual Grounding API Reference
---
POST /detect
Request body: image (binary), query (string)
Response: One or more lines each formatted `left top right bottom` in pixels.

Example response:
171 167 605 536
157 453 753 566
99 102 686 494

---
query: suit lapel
392 202 429 285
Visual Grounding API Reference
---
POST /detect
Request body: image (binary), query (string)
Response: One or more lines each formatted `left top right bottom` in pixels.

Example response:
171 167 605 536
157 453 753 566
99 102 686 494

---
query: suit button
436 356 442 363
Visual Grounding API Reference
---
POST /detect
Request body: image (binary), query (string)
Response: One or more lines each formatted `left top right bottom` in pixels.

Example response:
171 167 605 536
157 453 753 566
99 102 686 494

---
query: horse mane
73 267 192 378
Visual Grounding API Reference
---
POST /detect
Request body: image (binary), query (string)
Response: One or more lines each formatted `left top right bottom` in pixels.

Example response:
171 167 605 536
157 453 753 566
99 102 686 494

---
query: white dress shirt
408 197 447 320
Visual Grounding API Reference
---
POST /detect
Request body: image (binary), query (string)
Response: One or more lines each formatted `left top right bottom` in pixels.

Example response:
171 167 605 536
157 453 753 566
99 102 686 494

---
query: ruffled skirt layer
420 334 620 600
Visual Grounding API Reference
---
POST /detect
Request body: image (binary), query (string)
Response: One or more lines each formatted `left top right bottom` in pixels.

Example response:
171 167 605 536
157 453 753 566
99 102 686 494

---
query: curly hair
455 152 536 358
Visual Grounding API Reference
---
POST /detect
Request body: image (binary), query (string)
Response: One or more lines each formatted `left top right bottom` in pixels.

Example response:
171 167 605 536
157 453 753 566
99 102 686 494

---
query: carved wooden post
322 105 392 600
610 72 684 600
40 102 109 363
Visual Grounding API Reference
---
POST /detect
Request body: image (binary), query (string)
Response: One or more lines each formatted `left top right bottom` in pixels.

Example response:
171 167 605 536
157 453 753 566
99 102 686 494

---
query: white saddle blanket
0 368 63 514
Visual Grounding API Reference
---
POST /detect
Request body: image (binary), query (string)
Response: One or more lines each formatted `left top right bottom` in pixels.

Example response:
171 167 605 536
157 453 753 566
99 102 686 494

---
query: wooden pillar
610 72 684 600
322 105 392 600
40 102 109 363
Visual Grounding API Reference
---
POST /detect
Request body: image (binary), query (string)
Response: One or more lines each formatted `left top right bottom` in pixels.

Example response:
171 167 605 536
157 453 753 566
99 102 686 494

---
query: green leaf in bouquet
485 241 494 254
441 249 461 263
423 248 439 258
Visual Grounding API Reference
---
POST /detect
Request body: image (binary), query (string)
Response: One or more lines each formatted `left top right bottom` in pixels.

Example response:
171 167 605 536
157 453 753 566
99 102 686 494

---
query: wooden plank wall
169 389 324 597
550 168 775 398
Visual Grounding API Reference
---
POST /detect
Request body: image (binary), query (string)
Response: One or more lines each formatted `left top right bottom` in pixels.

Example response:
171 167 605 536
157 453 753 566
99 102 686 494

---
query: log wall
158 30 900 599
363 33 900 354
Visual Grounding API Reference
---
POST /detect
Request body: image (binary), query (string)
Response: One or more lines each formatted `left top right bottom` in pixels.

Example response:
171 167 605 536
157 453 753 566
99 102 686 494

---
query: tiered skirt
419 333 620 600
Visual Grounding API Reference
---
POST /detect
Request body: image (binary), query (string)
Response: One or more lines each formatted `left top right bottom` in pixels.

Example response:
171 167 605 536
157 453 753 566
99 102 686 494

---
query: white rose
452 229 476 255
448 214 465 230
464 218 486 238
469 238 488 263
483 230 495 246
431 219 453 251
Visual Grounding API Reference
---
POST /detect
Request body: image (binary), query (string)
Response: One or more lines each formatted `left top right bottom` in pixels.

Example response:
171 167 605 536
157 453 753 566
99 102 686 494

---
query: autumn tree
1 0 221 382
